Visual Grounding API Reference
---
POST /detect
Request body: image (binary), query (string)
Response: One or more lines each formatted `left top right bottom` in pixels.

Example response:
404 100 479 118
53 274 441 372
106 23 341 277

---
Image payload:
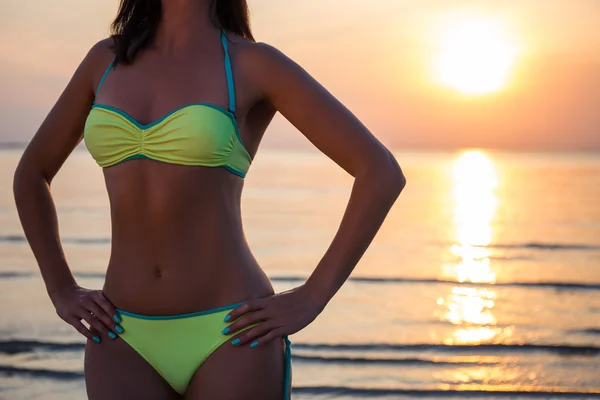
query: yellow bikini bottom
115 301 292 397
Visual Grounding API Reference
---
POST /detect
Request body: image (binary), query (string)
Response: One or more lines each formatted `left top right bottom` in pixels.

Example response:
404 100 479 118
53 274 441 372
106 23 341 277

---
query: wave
294 355 497 367
293 343 600 356
0 366 82 380
293 386 600 398
2 368 599 398
0 272 31 279
0 340 83 355
0 142 27 150
0 235 26 243
570 329 600 336
2 339 598 358
485 242 600 251
4 235 599 253
271 276 600 291
0 235 110 245
487 255 532 261
0 271 108 280
2 270 600 291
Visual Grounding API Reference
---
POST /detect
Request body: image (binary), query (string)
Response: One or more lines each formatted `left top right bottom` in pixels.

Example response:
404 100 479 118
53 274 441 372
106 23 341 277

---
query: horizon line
1 141 599 154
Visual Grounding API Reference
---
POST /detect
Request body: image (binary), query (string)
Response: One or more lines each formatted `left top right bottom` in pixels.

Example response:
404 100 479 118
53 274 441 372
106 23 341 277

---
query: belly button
154 267 163 278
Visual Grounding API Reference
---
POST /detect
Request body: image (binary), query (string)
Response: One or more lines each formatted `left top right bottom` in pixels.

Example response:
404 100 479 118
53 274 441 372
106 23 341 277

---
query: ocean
0 147 599 399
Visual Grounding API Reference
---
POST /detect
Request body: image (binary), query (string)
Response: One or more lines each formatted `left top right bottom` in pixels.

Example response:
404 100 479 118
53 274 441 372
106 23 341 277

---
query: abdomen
100 159 273 314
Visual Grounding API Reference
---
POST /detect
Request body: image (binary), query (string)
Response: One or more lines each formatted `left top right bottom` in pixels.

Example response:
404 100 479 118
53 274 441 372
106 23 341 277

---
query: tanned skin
13 1 406 399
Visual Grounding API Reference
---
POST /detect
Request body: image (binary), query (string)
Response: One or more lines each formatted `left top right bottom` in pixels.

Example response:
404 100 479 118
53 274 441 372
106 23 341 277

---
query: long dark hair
110 0 254 66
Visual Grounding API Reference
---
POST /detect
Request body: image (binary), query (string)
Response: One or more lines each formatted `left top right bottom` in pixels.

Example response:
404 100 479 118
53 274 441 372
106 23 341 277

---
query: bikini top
83 30 252 178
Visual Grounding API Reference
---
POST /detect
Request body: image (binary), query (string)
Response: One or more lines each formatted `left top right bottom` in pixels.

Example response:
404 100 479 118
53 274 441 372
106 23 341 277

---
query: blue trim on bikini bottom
116 301 292 398
224 165 246 178
283 336 292 399
116 301 245 320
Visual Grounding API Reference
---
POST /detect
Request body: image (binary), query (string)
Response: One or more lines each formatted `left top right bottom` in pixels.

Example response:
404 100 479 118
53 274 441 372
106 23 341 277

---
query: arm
253 43 406 303
13 39 121 343
225 42 406 345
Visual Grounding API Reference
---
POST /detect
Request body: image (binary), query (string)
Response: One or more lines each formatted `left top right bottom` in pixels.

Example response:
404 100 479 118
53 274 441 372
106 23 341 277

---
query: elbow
13 156 45 206
13 160 28 205
362 149 406 199
383 152 406 198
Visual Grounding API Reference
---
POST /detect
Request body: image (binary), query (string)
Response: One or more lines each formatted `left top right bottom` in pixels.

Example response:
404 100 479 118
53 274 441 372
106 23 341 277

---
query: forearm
304 152 406 305
13 166 76 299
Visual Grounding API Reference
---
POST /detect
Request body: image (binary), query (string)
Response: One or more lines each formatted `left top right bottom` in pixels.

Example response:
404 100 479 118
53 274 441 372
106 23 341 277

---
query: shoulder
75 38 116 89
230 36 291 72
226 34 305 93
83 38 115 69
88 38 115 58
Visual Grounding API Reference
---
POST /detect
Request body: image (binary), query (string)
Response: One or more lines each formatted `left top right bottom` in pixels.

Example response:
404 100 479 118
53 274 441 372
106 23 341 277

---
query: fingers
79 301 118 340
222 296 287 347
230 322 274 346
54 286 124 344
224 299 266 322
94 291 122 324
69 292 123 342
68 317 101 343
230 324 286 347
225 310 268 335
89 293 124 336
253 328 286 346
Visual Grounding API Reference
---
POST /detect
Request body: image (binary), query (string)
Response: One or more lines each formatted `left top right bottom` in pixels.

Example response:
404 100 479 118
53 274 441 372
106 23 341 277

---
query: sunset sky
1 0 599 151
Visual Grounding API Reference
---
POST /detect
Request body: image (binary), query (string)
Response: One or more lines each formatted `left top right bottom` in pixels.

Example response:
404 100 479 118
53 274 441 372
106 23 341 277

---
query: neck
156 0 218 51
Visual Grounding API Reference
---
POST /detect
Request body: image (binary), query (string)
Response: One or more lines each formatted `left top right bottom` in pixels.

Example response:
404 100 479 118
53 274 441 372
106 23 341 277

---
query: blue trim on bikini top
113 154 247 178
221 30 236 114
93 102 235 130
116 301 245 320
95 60 114 100
91 101 252 168
95 29 236 115
90 30 248 174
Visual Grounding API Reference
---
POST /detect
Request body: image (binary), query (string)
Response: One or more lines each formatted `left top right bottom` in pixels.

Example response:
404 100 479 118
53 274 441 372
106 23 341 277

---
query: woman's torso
102 163 273 315
84 31 276 314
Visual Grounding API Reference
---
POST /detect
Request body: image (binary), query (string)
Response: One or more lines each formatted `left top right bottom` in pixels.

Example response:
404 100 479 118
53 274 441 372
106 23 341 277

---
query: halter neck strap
221 30 236 114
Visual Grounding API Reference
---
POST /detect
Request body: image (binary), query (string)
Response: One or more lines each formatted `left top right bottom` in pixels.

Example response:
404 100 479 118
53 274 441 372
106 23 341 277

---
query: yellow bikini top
83 30 252 178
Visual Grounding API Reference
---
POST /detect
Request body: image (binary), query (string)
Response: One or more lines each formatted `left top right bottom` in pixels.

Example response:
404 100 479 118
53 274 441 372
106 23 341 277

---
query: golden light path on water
436 151 513 346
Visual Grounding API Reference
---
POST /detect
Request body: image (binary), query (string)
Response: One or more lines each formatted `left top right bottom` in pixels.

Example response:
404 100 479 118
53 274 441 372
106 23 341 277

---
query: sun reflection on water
439 287 497 326
437 150 509 345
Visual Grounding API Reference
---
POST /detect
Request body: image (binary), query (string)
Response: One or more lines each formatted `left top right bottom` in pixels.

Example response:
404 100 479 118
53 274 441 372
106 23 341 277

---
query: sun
435 19 518 94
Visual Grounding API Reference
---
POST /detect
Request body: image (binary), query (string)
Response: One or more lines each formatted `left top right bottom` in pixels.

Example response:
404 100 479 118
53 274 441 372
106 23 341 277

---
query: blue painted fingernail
231 338 241 346
221 327 230 335
115 325 124 334
250 341 259 348
92 336 101 343
113 314 122 323
108 332 117 339
224 315 231 322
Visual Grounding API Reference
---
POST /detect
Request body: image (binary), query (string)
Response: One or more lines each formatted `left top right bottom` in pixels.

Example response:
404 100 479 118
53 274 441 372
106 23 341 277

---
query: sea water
1 148 599 399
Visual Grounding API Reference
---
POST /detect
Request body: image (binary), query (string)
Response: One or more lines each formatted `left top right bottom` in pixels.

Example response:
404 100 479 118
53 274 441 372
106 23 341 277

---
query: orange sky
1 0 599 150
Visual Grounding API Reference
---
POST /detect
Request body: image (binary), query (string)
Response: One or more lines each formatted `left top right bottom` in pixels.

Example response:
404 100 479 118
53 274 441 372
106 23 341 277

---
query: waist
103 254 273 316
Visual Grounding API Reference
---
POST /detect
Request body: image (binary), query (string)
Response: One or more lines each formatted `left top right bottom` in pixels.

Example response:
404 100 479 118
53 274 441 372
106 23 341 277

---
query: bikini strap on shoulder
221 30 236 114
95 59 115 101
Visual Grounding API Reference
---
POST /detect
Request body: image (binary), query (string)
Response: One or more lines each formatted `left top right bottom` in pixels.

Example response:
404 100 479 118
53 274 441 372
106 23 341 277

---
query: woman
13 0 405 399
